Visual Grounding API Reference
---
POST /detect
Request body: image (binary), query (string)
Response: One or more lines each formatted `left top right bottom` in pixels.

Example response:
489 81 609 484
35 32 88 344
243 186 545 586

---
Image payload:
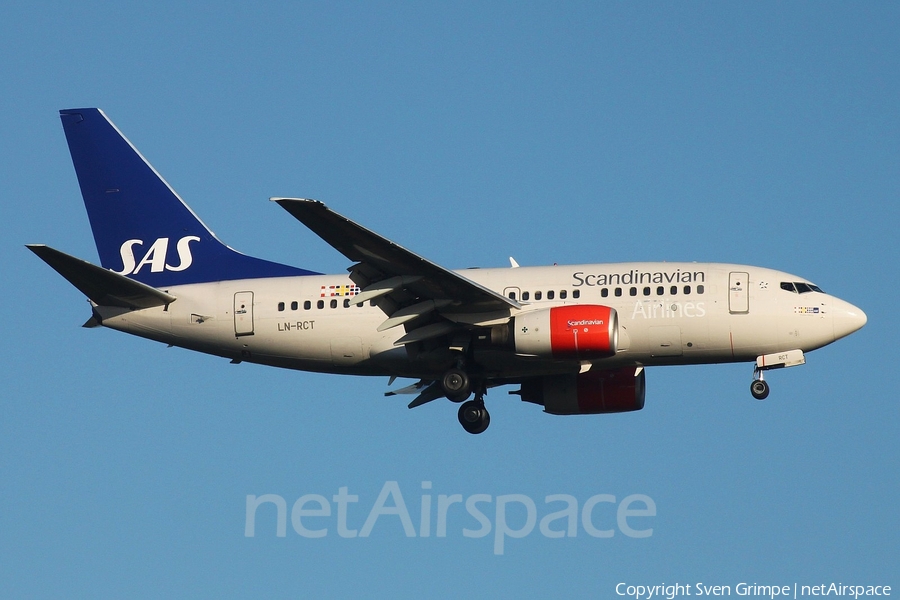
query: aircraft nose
832 298 867 341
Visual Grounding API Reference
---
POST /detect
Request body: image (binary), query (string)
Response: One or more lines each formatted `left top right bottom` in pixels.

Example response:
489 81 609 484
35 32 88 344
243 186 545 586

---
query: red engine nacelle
513 305 618 359
518 366 646 415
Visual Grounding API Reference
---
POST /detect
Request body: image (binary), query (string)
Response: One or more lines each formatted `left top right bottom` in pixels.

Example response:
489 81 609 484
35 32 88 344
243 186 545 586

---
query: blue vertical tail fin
59 108 316 287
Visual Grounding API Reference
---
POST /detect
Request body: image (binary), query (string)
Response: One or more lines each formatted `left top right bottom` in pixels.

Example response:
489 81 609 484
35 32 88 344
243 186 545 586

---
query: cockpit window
781 281 825 294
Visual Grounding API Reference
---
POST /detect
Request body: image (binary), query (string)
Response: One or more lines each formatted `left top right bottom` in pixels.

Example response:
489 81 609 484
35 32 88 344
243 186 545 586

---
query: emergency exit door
728 272 749 314
234 291 254 336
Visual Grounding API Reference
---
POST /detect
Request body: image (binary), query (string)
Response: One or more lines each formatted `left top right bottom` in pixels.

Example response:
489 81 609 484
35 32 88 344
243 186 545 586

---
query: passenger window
560 290 568 299
572 290 580 299
643 287 651 296
304 300 311 310
697 285 705 294
547 290 555 300
684 285 691 295
277 302 285 311
601 288 608 298
535 291 542 300
330 299 338 308
670 286 678 295
630 287 637 297
508 291 517 300
291 301 298 310
657 286 664 296
370 300 377 306
344 299 350 308
615 287 622 297
522 291 530 301
317 300 324 309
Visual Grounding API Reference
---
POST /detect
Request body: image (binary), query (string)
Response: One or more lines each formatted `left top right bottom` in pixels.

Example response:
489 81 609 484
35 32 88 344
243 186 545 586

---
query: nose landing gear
750 375 770 400
750 350 806 400
751 364 770 400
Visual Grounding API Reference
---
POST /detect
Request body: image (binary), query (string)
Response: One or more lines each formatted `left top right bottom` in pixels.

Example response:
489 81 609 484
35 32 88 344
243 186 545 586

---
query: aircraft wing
273 199 520 316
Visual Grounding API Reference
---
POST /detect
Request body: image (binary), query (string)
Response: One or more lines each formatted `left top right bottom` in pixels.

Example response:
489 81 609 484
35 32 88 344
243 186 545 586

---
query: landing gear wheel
442 368 471 402
458 400 490 434
750 379 769 400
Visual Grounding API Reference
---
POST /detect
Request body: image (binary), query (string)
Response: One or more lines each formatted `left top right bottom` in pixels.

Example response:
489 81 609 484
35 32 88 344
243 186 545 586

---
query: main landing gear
441 368 471 402
441 367 490 434
458 396 490 434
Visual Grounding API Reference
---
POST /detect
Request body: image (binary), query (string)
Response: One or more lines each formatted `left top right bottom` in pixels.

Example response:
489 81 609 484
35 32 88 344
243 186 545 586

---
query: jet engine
512 305 618 359
518 366 645 415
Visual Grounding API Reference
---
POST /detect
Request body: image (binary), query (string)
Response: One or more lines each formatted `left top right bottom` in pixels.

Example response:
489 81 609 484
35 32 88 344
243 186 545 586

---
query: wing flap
394 322 456 346
27 244 176 309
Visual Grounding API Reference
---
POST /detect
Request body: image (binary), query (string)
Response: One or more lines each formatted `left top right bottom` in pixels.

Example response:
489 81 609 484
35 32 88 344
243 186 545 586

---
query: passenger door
234 291 254 336
728 272 749 314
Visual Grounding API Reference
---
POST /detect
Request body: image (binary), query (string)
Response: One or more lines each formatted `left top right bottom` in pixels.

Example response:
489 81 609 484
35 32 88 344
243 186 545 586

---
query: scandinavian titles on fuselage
572 269 706 287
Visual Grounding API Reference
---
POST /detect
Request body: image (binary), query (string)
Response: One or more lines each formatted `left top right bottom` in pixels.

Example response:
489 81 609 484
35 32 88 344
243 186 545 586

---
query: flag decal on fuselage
321 284 361 298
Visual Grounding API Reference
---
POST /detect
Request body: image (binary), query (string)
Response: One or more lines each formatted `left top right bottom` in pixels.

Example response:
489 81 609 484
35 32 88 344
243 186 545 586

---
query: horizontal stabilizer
26 244 176 309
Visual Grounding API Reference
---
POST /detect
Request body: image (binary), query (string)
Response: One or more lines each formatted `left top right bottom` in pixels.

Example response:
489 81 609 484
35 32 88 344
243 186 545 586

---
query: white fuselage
93 262 864 380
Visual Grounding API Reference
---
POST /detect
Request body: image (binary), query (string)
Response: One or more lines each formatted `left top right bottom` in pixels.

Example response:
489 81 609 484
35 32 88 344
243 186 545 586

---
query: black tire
442 368 471 401
458 400 490 434
750 379 769 400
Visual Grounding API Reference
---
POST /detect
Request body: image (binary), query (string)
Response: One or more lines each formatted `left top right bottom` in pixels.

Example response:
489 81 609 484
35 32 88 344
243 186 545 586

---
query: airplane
28 108 867 434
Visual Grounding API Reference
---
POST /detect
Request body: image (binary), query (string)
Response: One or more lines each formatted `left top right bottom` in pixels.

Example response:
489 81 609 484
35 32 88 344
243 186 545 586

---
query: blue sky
2 2 897 597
